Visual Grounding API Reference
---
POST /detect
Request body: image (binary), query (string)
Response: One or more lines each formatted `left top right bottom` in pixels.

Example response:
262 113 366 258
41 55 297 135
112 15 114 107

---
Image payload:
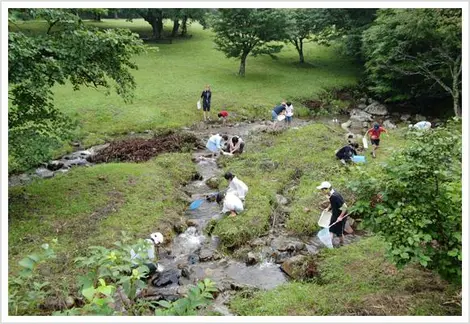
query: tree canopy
212 9 289 76
362 9 462 116
8 9 144 172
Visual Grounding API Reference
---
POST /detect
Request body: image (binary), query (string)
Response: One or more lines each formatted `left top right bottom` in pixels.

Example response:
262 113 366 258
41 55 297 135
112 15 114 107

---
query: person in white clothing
224 172 248 200
409 121 432 130
284 101 294 127
206 134 229 158
129 232 164 278
216 192 244 217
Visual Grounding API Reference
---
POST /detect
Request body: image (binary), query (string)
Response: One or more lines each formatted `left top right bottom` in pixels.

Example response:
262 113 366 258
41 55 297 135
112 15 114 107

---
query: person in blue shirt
271 102 287 129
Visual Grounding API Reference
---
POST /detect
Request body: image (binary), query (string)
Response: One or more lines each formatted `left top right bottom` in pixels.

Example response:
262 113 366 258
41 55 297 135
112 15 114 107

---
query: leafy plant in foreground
348 118 462 281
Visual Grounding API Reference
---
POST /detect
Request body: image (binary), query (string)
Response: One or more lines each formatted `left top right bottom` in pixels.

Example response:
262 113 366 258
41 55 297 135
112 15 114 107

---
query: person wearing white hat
130 232 165 277
317 182 348 246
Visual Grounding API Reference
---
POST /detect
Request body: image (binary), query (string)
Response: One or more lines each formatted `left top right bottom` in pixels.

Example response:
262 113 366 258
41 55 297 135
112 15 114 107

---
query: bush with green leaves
8 240 57 315
156 278 218 316
348 118 462 281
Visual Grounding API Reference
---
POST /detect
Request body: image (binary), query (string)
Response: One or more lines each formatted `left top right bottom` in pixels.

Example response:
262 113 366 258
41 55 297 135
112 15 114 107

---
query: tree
362 9 462 116
212 9 289 76
285 9 337 64
348 118 462 282
8 9 144 172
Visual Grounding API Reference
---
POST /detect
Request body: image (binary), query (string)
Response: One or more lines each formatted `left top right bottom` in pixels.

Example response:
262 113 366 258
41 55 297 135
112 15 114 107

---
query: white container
318 210 332 228
197 100 201 110
362 137 369 149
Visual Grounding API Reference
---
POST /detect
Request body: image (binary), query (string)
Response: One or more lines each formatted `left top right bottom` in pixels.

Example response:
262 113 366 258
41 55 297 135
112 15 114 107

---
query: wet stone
246 252 259 266
151 269 181 287
35 168 54 179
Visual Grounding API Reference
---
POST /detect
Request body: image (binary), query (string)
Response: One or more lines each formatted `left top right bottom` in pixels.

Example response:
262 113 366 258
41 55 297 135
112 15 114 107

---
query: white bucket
318 210 332 228
362 137 368 149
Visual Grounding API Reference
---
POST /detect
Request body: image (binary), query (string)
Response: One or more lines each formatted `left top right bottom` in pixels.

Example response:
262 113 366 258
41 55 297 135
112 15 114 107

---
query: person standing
285 101 294 127
224 172 248 200
316 181 348 246
201 85 212 122
366 123 387 158
206 133 228 158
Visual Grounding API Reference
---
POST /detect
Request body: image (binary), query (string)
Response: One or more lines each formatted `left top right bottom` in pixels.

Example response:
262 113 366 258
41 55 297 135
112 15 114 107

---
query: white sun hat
316 181 332 190
150 232 164 245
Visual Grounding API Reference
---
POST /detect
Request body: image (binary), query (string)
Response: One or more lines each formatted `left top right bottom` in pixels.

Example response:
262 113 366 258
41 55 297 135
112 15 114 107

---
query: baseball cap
316 181 332 190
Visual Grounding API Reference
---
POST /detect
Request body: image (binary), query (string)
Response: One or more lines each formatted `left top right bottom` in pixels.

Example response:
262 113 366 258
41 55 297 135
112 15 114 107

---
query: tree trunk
94 14 101 22
150 20 159 39
171 19 180 37
452 57 462 117
181 16 188 36
114 12 119 19
298 39 304 64
238 52 248 77
156 10 163 39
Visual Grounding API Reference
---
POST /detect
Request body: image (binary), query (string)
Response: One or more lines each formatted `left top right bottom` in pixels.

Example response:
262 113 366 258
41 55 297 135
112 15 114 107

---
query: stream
9 117 362 315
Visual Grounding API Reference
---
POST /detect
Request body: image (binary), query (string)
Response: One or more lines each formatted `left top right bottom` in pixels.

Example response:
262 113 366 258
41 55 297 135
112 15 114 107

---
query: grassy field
10 19 361 147
8 153 195 279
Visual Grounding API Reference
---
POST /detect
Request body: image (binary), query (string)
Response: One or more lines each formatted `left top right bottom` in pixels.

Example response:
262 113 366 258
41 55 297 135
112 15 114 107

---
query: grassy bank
213 123 410 249
10 19 361 148
8 154 195 280
230 237 461 315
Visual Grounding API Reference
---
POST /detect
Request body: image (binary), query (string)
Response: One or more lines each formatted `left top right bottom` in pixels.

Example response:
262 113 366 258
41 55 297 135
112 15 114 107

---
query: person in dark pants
317 181 348 246
271 102 287 129
201 85 212 122
335 143 359 165
223 135 245 155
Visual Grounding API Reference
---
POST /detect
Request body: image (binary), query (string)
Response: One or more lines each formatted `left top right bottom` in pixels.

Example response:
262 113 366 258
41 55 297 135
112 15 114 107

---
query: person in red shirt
366 123 387 158
218 110 229 125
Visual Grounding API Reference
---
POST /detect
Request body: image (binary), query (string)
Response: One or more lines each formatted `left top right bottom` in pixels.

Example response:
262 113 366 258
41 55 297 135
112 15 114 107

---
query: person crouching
335 143 359 165
216 192 244 217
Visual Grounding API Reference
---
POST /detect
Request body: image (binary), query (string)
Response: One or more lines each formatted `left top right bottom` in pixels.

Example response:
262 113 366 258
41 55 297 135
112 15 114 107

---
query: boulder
341 120 352 131
205 177 220 189
46 161 64 171
248 238 266 248
349 109 374 123
383 119 397 129
143 285 180 302
35 168 54 179
364 102 388 116
400 114 411 122
359 97 367 104
414 114 427 122
186 219 199 227
281 255 307 278
151 269 181 287
199 248 216 262
357 103 367 110
275 194 288 206
246 252 259 266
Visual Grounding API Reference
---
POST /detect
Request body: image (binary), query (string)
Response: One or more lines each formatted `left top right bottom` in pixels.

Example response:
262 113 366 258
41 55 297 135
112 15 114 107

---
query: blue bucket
352 155 366 163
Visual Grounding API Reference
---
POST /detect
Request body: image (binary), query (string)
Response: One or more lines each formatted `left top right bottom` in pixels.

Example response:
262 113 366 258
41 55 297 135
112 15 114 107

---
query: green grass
229 237 461 316
10 19 361 148
213 124 410 249
8 153 195 279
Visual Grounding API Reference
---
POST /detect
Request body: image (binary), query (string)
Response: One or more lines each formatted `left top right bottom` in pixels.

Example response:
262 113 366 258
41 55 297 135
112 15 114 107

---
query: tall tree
285 9 337 64
212 9 288 76
362 9 462 116
8 9 144 172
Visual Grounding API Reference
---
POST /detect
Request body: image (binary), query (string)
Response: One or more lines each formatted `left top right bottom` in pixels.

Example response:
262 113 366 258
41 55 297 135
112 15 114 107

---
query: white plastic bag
317 228 333 249
197 100 201 110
